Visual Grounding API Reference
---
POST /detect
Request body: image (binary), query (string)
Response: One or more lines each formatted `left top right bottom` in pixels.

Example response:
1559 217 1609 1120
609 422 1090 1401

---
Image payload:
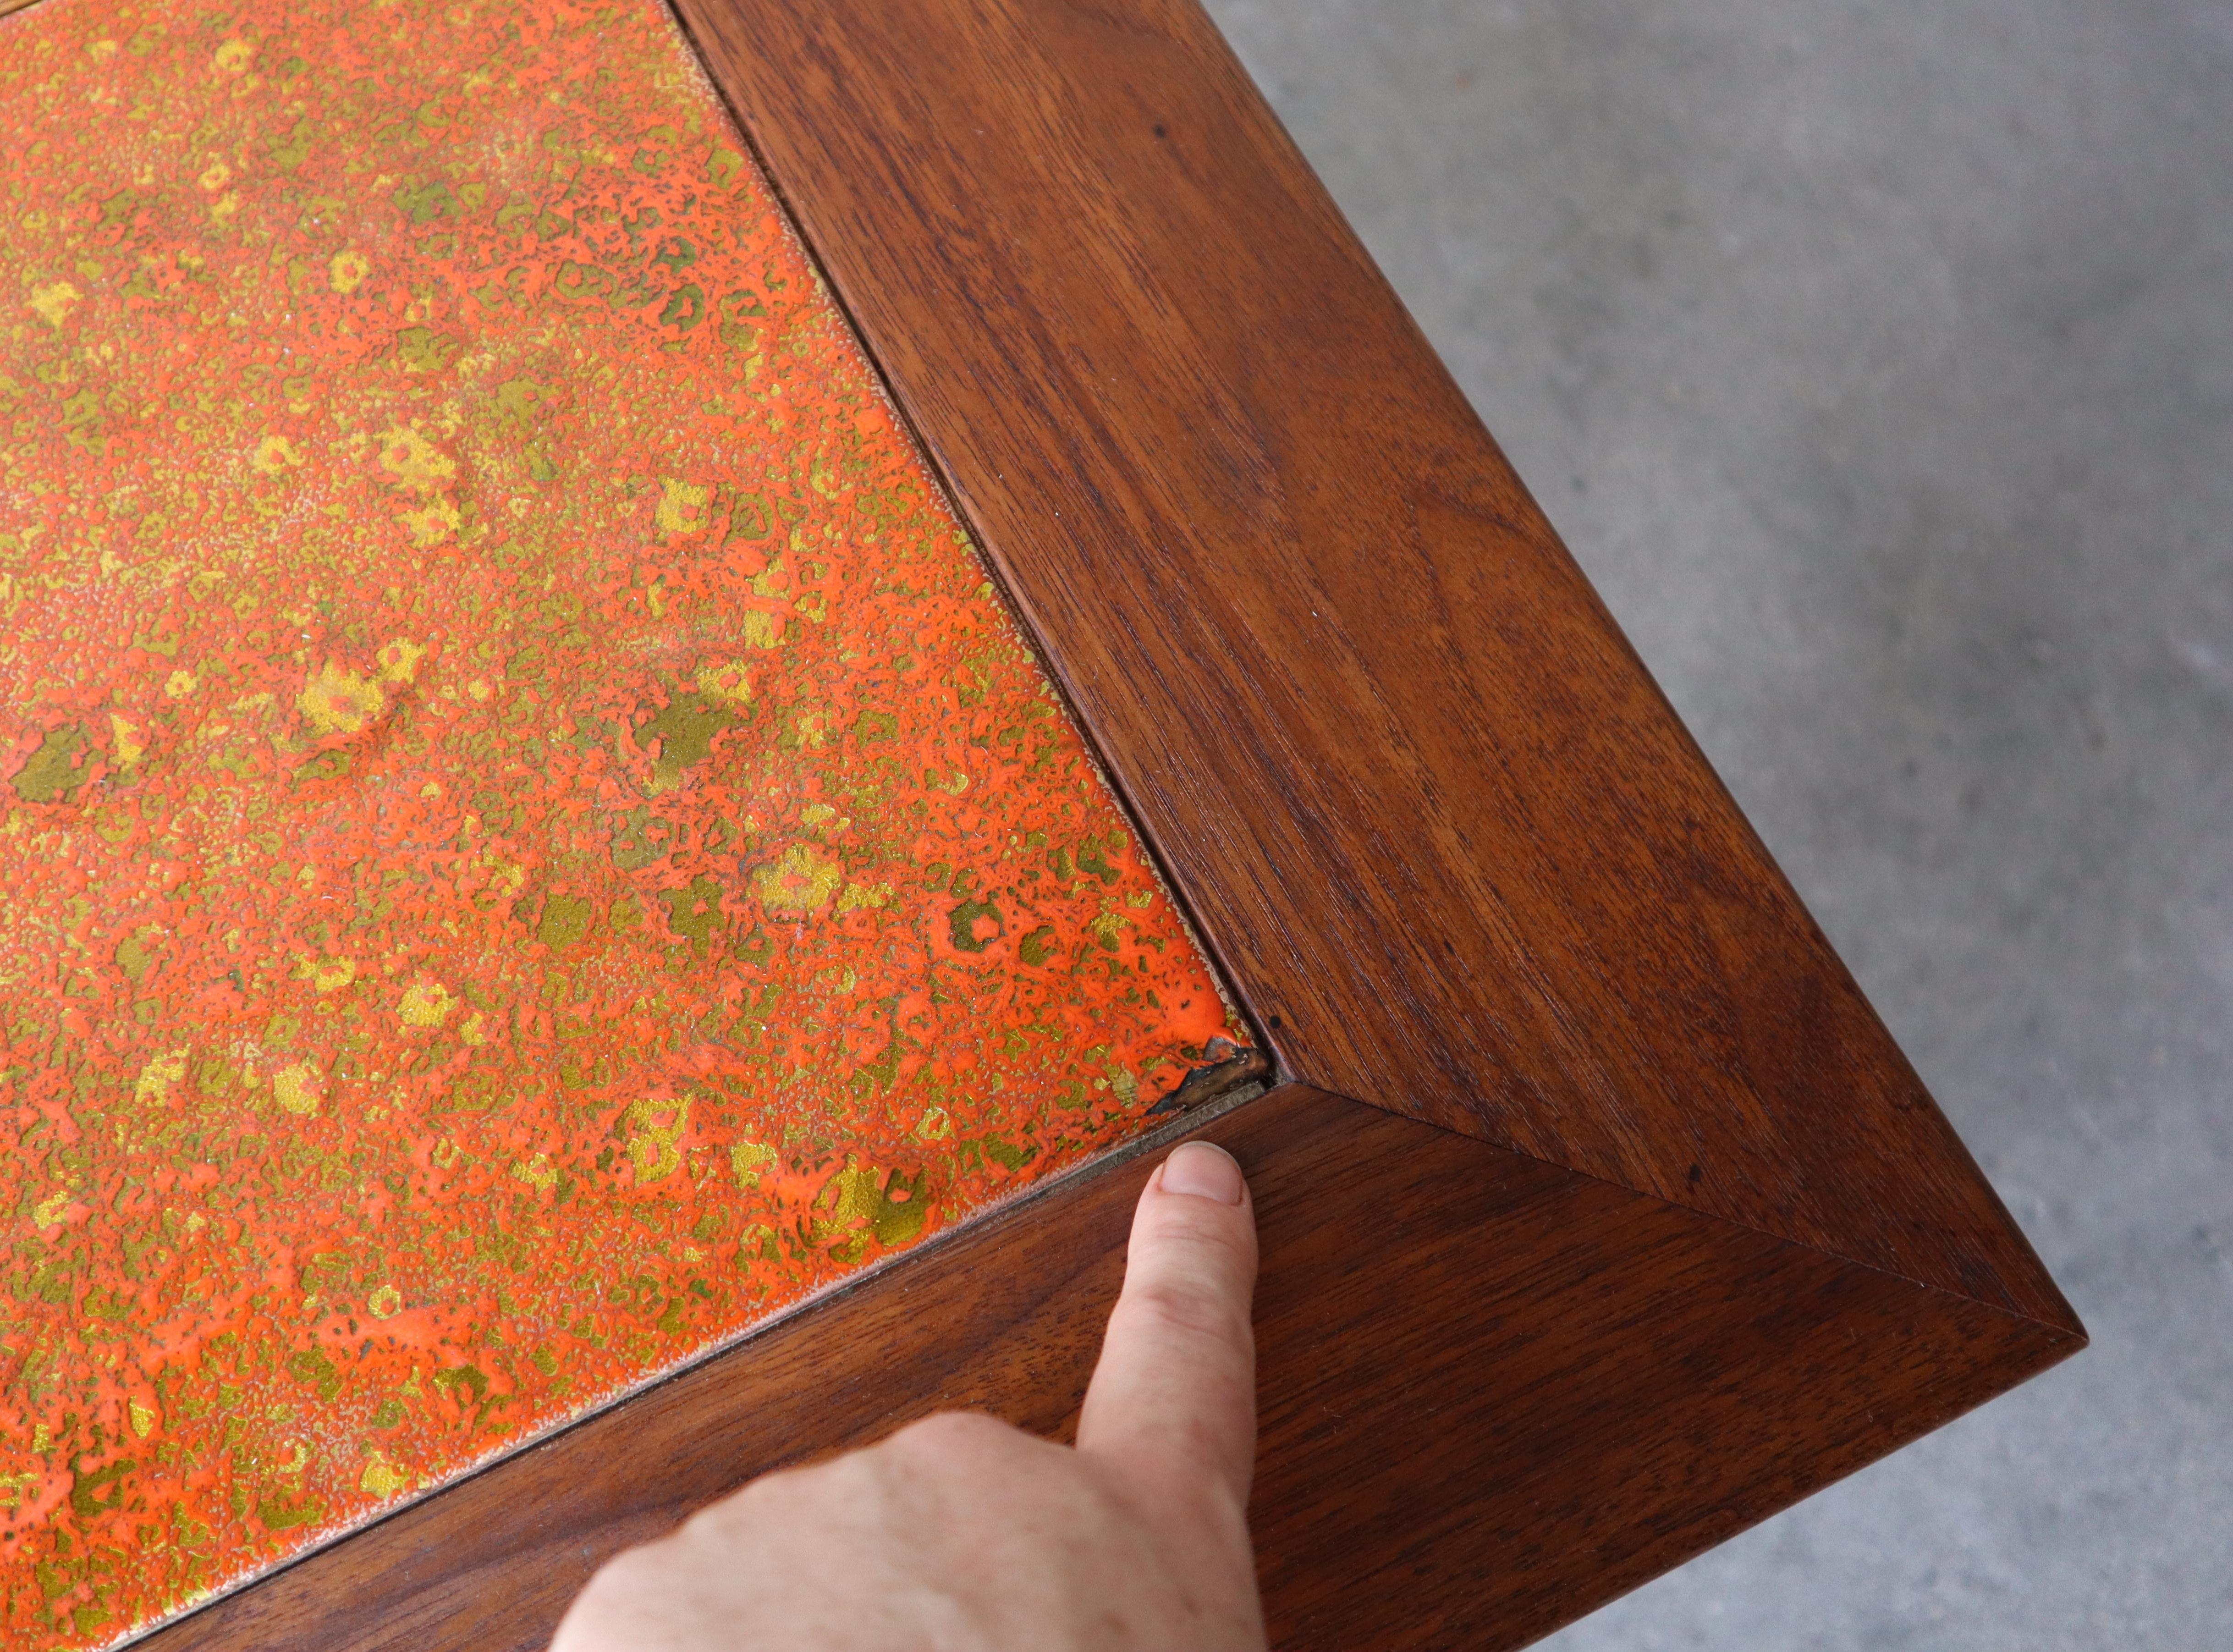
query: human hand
550 1139 1266 1652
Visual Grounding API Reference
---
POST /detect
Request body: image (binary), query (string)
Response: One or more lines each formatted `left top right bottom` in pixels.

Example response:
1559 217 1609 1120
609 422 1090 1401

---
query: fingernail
1159 1141 1244 1204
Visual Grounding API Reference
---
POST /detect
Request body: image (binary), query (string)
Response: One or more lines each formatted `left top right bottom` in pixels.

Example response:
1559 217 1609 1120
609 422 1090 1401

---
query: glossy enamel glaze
0 1 1239 1640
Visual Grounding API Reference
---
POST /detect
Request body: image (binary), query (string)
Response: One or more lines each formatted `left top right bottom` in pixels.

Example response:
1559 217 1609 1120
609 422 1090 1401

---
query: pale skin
550 1140 1268 1652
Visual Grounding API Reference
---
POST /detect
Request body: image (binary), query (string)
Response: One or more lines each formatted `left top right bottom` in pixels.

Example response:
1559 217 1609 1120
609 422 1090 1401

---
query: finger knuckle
690 1470 787 1533
1139 1200 1255 1260
890 1408 1015 1460
1120 1275 1248 1342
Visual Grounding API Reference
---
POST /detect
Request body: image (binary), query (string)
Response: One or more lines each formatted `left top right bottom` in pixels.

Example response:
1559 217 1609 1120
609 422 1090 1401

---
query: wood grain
140 1085 2077 1652
670 0 2076 1335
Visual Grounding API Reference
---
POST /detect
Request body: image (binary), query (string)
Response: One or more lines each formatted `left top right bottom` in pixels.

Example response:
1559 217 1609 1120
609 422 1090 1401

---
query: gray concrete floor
1198 0 2233 1646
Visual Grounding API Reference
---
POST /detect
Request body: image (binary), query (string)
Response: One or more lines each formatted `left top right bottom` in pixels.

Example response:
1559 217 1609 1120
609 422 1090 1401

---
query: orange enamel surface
0 0 1242 1641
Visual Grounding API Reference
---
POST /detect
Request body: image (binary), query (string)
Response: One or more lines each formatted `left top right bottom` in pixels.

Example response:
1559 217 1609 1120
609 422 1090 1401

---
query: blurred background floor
1196 0 2233 1646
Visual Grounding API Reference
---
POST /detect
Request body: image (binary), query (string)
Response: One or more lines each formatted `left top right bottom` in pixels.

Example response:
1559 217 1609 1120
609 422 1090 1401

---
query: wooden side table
4 0 2080 1646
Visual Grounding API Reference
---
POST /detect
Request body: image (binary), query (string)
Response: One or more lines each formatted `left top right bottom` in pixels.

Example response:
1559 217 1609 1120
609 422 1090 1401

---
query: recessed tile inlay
0 0 1243 1640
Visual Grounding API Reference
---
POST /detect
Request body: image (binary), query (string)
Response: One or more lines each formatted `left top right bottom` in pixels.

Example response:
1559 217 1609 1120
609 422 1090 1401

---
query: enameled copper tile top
0 0 1244 1641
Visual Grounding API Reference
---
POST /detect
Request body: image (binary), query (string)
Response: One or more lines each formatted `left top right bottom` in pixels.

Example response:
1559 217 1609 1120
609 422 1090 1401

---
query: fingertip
1157 1140 1246 1205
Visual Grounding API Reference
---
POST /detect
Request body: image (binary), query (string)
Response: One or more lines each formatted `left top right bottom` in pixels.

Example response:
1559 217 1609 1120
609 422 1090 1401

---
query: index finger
1075 1140 1260 1514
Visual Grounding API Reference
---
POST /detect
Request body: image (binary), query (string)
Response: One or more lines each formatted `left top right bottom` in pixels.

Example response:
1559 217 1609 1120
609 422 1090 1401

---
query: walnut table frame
143 0 2084 1647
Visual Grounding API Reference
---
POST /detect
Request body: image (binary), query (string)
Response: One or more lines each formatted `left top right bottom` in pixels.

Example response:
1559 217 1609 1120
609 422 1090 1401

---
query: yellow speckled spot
30 1425 51 1454
375 638 425 683
360 1454 407 1497
367 1285 402 1320
654 476 711 534
817 1158 927 1250
109 713 146 766
467 677 492 703
378 425 456 493
826 1161 878 1225
298 661 384 736
751 843 843 913
511 1154 557 1192
164 669 199 699
135 1047 189 1106
198 160 232 192
729 1140 774 1189
790 709 830 750
397 980 456 1027
624 1096 689 1181
292 956 356 993
329 250 370 293
693 659 752 707
128 1400 156 1439
116 928 160 982
273 1062 322 1115
742 610 782 650
801 803 835 825
214 37 255 73
479 850 526 901
32 1190 75 1228
28 281 80 329
399 497 461 547
252 434 304 474
459 1012 487 1046
835 881 891 914
914 1106 952 1141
